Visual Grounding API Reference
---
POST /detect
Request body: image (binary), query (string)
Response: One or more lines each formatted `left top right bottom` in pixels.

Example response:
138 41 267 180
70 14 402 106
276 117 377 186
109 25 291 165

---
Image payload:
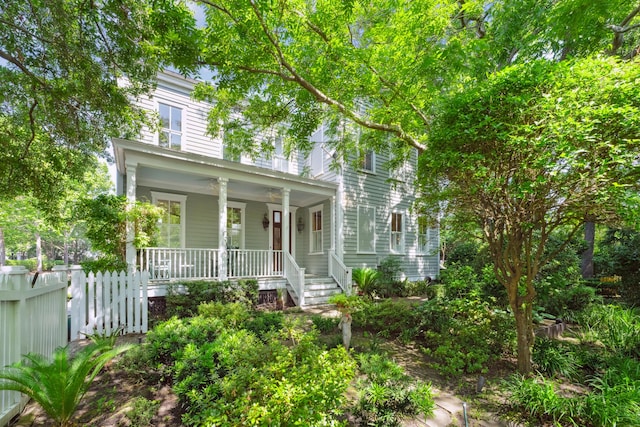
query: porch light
297 216 305 233
262 213 270 229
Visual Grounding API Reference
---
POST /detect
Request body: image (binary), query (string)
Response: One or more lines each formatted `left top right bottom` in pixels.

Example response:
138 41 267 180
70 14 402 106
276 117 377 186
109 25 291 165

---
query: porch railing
329 250 352 295
284 252 305 306
228 249 283 278
139 248 284 281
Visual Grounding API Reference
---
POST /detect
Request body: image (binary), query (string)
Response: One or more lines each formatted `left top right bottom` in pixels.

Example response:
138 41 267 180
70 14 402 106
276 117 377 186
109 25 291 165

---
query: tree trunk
0 227 5 267
513 302 534 374
63 231 70 266
36 232 43 272
581 221 595 279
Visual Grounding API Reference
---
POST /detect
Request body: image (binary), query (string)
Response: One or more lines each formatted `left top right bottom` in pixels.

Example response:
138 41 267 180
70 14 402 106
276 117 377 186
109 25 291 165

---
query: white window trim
359 150 376 174
227 201 246 249
156 100 185 150
388 158 409 183
357 205 377 254
308 204 324 255
151 191 187 248
390 211 405 254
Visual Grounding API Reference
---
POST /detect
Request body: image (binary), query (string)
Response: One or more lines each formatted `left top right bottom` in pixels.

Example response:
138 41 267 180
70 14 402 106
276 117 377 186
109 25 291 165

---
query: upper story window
390 212 405 253
361 150 375 173
274 137 289 172
152 192 187 248
309 205 323 254
159 103 182 150
227 202 246 249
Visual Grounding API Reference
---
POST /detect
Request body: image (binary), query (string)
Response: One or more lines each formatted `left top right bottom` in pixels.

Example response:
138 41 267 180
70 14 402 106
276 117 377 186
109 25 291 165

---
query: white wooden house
112 70 439 305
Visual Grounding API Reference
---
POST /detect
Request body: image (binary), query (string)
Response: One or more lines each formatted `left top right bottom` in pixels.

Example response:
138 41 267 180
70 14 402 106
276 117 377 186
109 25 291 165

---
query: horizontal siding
297 199 332 276
341 150 439 281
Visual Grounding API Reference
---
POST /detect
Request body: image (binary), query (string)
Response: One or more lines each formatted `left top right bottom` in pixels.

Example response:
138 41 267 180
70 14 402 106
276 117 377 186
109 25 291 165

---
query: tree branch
0 50 48 87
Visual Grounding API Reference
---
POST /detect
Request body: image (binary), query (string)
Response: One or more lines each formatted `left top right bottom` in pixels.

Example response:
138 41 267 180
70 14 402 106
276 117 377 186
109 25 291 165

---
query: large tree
420 57 640 373
0 0 197 215
158 1 640 373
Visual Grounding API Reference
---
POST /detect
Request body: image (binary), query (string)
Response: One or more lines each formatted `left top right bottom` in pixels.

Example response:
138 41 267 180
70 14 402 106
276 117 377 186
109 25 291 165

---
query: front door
273 211 292 272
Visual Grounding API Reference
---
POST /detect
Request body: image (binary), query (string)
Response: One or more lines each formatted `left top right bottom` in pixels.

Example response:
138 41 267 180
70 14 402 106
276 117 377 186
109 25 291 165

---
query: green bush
352 299 420 341
6 257 62 272
125 397 160 427
417 297 515 376
311 314 340 333
176 326 356 426
404 279 430 296
506 375 580 426
353 353 434 426
577 304 640 357
244 311 285 337
532 338 579 379
165 279 259 318
352 267 380 298
438 264 482 299
197 301 251 328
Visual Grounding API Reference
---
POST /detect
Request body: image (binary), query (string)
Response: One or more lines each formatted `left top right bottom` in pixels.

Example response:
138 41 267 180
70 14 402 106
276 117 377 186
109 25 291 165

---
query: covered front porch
115 139 352 305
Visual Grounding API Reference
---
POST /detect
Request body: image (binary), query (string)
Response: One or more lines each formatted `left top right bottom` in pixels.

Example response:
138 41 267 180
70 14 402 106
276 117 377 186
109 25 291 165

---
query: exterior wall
296 198 332 276
134 71 307 177
340 150 440 281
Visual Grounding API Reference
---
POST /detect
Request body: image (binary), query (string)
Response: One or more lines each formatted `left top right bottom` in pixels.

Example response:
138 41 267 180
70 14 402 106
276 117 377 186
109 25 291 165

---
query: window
390 212 404 253
227 202 246 249
309 205 323 254
389 156 408 182
274 137 289 172
357 206 376 253
417 216 435 255
152 192 187 248
159 103 182 149
361 150 375 173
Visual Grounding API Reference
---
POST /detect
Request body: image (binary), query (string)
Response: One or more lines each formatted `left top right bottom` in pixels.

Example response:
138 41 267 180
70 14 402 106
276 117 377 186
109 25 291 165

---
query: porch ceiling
136 165 331 206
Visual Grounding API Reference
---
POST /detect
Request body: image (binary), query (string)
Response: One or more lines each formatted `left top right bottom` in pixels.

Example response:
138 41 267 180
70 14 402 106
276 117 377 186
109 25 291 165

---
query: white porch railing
329 250 352 295
284 252 305 306
0 267 67 426
140 248 284 281
228 249 283 278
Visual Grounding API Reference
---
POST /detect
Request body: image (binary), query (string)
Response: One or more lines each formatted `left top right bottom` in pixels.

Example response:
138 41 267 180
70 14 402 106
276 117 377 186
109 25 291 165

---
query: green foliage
532 338 580 379
507 357 640 427
352 299 420 342
311 314 340 333
417 298 516 376
80 256 128 274
124 397 160 427
329 293 362 314
78 194 162 263
352 267 380 298
577 304 640 357
353 353 434 427
5 257 61 272
377 256 403 284
595 228 640 305
165 279 259 318
403 279 430 297
0 343 132 427
0 0 190 214
197 301 250 329
439 263 482 299
244 311 285 337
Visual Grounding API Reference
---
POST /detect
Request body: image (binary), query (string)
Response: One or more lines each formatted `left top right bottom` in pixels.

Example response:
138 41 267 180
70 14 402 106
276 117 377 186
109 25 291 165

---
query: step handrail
329 250 352 295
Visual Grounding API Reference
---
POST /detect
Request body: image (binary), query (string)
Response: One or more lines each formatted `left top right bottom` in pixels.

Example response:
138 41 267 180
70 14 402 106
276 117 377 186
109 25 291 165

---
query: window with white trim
390 212 404 253
158 103 182 149
309 205 323 254
227 202 246 249
361 150 375 173
152 192 187 248
357 205 376 253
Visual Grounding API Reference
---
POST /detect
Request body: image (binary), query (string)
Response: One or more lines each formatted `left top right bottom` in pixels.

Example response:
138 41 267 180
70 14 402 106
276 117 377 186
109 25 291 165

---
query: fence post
51 264 69 284
69 266 85 341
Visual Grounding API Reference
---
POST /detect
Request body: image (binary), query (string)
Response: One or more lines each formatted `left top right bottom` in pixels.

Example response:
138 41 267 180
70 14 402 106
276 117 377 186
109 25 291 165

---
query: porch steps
298 277 343 306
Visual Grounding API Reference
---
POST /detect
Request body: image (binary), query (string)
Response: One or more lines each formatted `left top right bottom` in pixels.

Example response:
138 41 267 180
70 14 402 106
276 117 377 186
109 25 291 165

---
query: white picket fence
68 268 149 340
0 266 148 427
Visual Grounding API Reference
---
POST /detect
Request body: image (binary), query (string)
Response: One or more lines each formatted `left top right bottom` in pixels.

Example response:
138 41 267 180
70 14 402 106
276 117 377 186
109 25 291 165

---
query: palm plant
0 342 133 427
352 267 380 298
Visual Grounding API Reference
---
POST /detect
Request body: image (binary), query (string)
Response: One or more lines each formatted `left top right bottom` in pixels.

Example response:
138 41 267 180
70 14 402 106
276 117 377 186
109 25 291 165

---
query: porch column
218 177 228 280
331 195 336 252
282 188 290 258
125 162 137 272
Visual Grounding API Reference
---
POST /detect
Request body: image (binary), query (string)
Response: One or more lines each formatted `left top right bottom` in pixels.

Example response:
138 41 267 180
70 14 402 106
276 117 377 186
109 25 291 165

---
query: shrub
311 314 340 333
352 267 380 298
532 338 579 379
81 256 127 274
438 264 482 298
506 375 580 425
417 297 515 376
577 304 640 357
404 279 430 296
165 279 259 318
353 353 434 426
352 299 420 341
197 301 251 328
245 311 285 336
125 397 160 427
0 343 132 427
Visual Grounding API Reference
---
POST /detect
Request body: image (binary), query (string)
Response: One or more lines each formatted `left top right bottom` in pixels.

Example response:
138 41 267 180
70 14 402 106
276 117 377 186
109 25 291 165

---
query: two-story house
112 70 439 306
